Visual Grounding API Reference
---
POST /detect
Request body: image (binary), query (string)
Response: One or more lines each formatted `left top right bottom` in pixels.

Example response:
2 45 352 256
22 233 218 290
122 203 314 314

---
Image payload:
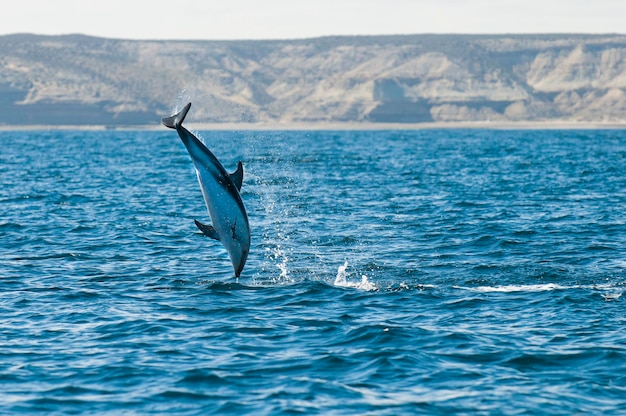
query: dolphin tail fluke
194 219 220 240
230 161 244 192
162 102 192 129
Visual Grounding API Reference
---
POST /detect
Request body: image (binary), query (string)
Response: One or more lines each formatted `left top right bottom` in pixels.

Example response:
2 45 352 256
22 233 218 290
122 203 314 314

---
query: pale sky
2 0 625 40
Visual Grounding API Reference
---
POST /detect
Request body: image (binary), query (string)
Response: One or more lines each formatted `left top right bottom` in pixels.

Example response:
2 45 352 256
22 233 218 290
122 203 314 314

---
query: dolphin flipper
162 103 192 129
230 161 244 191
194 219 220 240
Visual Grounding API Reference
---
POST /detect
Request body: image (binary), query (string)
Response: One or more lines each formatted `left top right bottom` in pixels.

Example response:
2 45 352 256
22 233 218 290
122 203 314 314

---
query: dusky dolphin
162 103 250 277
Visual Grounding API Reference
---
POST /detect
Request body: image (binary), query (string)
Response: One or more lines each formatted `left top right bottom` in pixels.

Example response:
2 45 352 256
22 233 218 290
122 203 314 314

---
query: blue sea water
1 128 625 415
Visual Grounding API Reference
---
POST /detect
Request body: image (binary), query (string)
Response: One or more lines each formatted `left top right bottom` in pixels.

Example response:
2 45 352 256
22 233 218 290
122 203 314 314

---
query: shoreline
1 120 626 131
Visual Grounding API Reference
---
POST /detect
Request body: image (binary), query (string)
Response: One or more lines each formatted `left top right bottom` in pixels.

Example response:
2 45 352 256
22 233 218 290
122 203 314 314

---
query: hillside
1 33 625 126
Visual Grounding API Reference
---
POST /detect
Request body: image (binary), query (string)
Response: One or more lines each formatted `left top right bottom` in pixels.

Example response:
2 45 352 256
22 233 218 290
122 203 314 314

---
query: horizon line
2 31 626 43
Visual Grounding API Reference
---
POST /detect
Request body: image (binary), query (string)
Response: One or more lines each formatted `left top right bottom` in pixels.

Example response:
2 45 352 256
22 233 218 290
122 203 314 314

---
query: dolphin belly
196 169 250 275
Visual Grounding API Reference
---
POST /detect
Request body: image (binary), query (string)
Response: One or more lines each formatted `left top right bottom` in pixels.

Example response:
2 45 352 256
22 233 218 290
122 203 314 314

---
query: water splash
334 261 377 291
263 243 290 283
254 169 293 284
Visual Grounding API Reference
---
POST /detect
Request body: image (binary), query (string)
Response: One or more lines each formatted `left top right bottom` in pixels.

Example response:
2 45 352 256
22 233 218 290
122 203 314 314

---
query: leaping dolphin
162 103 250 277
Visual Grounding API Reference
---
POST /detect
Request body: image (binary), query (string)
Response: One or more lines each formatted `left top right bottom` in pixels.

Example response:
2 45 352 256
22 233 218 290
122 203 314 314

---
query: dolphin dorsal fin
162 102 192 129
194 219 220 240
230 161 244 192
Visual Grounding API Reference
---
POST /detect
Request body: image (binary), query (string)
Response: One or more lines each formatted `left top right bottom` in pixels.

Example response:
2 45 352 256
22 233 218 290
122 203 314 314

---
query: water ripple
1 129 625 414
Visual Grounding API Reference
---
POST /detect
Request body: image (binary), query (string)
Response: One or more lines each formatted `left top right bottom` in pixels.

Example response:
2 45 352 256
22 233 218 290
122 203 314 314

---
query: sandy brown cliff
1 33 625 126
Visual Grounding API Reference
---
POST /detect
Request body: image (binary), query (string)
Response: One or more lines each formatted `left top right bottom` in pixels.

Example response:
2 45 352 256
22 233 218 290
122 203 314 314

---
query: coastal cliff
1 33 625 126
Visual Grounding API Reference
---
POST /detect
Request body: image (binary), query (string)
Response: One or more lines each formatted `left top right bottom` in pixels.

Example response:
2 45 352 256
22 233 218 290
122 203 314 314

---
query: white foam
456 283 624 295
602 292 622 301
460 283 566 293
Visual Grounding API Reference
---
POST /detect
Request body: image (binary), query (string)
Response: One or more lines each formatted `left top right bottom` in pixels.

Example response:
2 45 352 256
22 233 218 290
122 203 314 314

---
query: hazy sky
3 0 625 40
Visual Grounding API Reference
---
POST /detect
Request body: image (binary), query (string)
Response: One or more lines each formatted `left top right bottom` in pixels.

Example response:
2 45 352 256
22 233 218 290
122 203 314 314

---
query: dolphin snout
233 248 249 277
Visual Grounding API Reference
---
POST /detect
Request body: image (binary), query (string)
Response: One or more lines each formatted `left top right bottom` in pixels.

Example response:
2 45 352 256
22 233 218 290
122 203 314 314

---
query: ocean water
1 128 625 415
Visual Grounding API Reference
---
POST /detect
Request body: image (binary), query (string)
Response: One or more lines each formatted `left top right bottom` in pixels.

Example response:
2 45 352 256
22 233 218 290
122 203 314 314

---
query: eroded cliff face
1 34 625 125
